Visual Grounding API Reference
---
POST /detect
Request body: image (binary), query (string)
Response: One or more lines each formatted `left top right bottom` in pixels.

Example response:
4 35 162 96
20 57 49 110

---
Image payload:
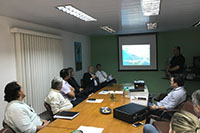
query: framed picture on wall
74 42 82 71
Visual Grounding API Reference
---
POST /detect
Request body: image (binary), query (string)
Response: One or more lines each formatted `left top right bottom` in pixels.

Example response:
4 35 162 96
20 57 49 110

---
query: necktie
100 71 106 79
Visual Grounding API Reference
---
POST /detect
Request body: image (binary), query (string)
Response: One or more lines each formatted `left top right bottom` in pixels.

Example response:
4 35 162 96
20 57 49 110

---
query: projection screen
118 34 157 71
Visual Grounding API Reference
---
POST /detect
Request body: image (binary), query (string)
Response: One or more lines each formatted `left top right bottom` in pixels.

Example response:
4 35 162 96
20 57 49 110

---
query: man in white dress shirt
95 64 116 88
4 82 49 133
45 77 73 115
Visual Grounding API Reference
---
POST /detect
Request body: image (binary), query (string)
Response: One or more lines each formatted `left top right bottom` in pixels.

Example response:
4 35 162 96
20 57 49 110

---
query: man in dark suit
67 67 88 99
83 66 100 93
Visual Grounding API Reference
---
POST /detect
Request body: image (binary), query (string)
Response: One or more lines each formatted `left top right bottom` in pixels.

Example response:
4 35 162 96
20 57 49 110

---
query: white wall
62 33 91 83
0 16 17 129
0 16 90 128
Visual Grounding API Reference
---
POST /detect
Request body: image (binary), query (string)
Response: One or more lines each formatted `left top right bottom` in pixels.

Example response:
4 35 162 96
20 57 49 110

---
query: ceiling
0 0 200 35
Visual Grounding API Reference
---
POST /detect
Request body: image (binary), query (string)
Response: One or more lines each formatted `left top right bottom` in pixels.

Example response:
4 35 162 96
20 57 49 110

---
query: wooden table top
39 85 147 133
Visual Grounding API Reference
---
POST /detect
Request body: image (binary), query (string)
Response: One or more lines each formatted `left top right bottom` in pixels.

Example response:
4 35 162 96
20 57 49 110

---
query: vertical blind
12 28 63 113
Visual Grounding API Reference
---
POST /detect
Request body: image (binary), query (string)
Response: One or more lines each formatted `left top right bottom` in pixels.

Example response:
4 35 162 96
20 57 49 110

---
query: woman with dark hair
4 82 50 133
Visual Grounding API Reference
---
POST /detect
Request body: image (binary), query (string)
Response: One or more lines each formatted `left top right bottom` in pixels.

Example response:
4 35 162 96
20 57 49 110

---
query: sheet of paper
98 91 123 95
109 91 114 94
130 99 148 106
114 91 123 94
98 90 109 95
86 99 104 103
133 96 148 99
77 126 104 133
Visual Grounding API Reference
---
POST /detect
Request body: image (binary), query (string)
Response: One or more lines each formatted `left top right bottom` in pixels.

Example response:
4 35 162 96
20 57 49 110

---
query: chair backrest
80 79 85 88
0 128 14 133
179 100 196 115
2 122 15 133
44 102 54 121
153 100 197 133
153 121 169 133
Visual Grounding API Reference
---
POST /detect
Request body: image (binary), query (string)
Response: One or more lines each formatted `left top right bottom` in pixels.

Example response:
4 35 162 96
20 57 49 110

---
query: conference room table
39 84 149 133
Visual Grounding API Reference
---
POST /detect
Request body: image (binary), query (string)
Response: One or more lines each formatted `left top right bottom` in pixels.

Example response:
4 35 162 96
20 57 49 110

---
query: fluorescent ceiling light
100 26 116 33
140 0 161 16
56 5 97 22
147 22 157 30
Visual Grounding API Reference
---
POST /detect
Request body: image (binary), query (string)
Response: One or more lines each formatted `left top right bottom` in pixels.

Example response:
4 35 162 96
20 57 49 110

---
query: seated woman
144 110 200 133
45 77 73 115
4 82 50 132
169 110 200 133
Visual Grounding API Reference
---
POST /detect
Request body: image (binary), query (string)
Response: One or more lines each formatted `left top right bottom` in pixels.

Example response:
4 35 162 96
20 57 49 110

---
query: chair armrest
148 114 170 122
148 108 179 122
159 109 179 120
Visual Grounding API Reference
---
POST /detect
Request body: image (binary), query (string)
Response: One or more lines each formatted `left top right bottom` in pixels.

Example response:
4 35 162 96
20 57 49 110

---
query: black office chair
152 100 196 133
152 121 170 133
44 102 55 121
0 127 14 133
2 122 15 133
39 110 52 122
80 79 84 88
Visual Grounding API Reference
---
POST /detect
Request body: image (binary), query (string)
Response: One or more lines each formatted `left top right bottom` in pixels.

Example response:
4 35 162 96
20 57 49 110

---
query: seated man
144 89 200 133
145 75 186 124
95 64 116 88
45 77 73 115
4 82 50 132
60 68 84 107
83 66 100 93
149 75 186 111
67 67 88 99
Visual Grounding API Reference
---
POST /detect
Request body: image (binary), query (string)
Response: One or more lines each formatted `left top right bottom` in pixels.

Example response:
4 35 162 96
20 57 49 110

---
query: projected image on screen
122 44 150 66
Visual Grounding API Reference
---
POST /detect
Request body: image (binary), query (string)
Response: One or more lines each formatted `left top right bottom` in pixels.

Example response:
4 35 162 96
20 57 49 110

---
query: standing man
83 66 100 93
168 46 185 75
4 82 50 132
95 64 116 88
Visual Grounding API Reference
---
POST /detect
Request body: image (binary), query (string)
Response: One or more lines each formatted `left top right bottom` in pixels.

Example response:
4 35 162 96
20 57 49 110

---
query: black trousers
71 97 85 107
100 79 117 88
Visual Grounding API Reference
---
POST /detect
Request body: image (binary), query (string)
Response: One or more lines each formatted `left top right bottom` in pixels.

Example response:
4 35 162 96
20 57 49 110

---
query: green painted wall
91 29 200 94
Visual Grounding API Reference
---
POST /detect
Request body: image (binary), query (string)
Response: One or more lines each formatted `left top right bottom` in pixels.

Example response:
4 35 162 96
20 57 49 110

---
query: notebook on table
53 111 79 120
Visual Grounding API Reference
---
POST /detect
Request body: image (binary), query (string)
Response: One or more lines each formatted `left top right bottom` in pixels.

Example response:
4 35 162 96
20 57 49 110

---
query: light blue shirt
4 100 42 133
157 86 186 109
